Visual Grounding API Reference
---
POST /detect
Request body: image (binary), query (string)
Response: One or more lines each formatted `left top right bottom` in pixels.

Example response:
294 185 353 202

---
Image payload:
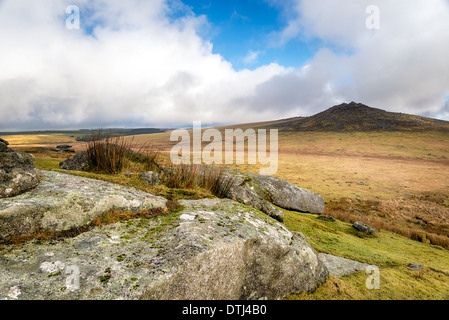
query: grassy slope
283 208 449 300
126 129 449 299
16 128 449 299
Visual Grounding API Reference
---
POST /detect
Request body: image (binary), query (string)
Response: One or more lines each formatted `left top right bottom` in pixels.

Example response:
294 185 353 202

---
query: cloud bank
0 0 448 130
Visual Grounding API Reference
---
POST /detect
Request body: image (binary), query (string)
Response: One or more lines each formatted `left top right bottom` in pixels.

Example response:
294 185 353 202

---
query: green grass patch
35 158 62 171
282 208 449 299
286 266 449 300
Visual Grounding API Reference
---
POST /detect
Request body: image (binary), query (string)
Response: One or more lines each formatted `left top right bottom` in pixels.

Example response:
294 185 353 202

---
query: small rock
407 263 424 271
139 171 160 186
409 217 427 226
359 181 365 185
41 147 60 152
56 145 75 153
58 148 75 153
56 145 72 149
318 253 370 278
317 215 336 222
122 172 137 177
353 221 378 235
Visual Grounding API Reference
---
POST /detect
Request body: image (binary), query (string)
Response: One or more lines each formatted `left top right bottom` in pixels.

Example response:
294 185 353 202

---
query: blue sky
0 0 448 130
180 0 317 70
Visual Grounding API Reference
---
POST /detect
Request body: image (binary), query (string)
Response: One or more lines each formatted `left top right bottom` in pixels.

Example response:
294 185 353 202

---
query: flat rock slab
318 253 370 278
0 170 167 242
0 198 328 300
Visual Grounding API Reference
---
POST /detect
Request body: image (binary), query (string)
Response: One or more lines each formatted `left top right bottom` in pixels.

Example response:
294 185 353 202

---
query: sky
0 0 448 131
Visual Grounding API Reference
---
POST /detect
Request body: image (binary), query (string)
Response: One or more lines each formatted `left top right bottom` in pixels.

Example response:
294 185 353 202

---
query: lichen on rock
0 197 328 300
0 139 39 198
0 170 167 242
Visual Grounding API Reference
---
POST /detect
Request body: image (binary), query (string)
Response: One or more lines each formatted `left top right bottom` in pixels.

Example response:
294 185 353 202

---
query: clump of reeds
85 129 132 174
139 145 161 173
84 129 162 175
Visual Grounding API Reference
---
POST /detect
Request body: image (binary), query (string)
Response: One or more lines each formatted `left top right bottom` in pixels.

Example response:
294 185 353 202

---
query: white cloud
243 50 264 65
0 0 448 131
271 0 449 115
0 0 287 130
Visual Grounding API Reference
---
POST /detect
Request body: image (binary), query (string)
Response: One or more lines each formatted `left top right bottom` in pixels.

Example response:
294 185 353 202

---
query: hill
269 102 449 132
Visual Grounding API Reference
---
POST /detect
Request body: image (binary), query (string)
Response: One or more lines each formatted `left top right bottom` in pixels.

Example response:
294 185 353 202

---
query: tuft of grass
82 128 163 175
195 165 237 198
161 164 199 189
142 146 161 173
85 129 133 174
160 164 237 198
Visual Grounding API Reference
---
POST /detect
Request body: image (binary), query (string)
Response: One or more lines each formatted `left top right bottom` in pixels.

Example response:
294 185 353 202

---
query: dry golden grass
4 134 79 149
129 129 449 247
271 131 449 247
14 127 449 249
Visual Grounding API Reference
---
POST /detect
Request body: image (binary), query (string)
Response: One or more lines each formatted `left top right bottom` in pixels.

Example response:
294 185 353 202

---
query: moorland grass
26 128 449 299
282 208 449 300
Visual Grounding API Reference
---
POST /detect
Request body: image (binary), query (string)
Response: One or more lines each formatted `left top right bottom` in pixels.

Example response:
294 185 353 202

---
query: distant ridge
0 128 167 137
271 102 449 132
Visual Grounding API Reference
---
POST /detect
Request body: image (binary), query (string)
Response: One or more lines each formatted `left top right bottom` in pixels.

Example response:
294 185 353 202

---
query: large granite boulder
0 139 39 198
198 166 325 222
226 176 285 221
143 199 328 300
0 198 328 300
248 174 325 214
0 170 167 242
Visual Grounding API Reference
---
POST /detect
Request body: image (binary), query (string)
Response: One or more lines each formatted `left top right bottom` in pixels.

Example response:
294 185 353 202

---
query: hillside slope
270 102 449 132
